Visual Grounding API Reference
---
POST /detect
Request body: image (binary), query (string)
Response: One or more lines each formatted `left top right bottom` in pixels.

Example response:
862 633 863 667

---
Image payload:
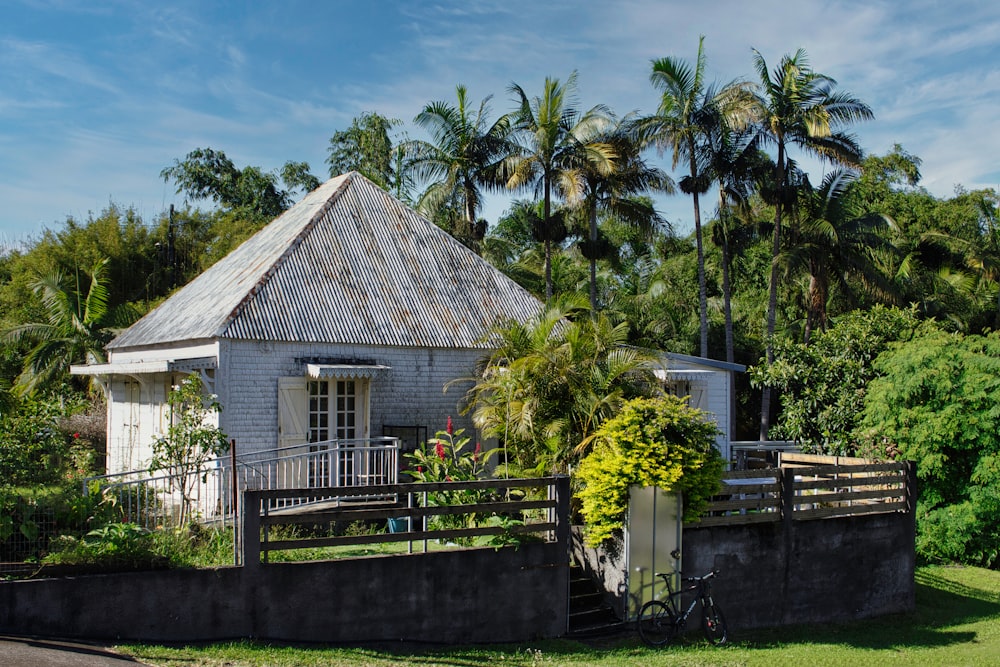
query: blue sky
2 0 999 248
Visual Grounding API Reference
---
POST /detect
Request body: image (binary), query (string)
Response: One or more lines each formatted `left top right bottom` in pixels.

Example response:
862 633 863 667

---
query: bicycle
637 568 728 647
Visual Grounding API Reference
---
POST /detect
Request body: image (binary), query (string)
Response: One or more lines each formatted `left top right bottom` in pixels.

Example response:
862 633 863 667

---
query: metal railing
82 438 400 530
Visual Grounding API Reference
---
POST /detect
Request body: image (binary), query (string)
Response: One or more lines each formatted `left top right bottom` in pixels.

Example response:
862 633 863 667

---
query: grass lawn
118 564 1000 667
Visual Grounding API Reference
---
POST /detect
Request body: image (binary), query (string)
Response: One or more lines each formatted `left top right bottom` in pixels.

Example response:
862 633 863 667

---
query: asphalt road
0 636 148 667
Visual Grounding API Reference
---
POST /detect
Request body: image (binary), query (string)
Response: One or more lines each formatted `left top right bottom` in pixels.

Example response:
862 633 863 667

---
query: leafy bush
0 482 127 563
575 396 724 546
42 522 235 570
750 306 924 453
0 391 82 486
859 328 1000 565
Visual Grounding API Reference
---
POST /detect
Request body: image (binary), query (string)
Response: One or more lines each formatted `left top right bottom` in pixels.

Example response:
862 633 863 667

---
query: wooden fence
242 477 570 568
694 453 915 527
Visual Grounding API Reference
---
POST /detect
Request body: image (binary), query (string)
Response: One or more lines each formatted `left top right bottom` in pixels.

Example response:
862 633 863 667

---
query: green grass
118 565 1000 667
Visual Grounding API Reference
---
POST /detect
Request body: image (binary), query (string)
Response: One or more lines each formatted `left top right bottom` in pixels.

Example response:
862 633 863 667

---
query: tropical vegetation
2 43 1000 567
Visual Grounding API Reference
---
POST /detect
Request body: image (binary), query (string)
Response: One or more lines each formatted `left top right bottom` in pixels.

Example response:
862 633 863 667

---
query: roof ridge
216 173 355 337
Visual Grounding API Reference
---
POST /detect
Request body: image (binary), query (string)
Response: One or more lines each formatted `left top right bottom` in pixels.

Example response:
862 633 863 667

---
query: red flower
473 442 481 462
446 416 454 436
72 432 80 439
417 466 423 473
435 442 446 460
445 475 452 482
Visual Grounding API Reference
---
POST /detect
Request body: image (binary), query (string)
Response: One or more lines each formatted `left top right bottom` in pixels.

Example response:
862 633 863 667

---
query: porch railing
82 437 400 530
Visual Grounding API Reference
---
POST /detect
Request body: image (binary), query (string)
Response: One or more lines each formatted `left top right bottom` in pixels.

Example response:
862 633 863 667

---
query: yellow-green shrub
575 396 724 546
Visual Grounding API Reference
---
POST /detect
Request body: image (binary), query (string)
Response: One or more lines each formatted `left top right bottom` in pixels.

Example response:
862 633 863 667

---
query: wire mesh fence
0 438 401 577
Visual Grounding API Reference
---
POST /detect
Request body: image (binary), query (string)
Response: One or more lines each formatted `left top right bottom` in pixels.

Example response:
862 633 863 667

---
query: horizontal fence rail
693 455 914 527
242 477 571 568
696 469 782 527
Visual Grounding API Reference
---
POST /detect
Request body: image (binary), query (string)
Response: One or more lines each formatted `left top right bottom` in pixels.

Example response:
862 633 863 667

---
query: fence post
554 475 571 551
243 490 261 573
230 439 239 566
782 467 796 525
904 460 917 514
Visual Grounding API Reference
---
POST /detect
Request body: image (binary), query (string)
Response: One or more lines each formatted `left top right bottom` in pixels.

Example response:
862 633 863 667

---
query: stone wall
0 542 567 643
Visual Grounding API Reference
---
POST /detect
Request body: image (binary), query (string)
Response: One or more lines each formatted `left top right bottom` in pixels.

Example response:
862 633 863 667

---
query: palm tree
749 48 873 439
707 125 771 363
505 72 616 300
462 296 658 474
641 36 755 358
565 118 674 310
3 259 138 393
781 170 898 344
407 85 516 248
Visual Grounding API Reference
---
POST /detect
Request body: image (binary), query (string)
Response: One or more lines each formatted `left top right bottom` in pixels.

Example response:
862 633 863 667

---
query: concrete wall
0 542 567 643
684 511 915 629
573 509 915 630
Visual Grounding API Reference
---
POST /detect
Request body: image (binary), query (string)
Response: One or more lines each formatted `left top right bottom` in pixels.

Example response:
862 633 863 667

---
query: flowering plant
404 417 499 543
405 416 494 483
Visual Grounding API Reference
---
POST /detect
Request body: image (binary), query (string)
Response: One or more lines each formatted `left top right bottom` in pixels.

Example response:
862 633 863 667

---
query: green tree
506 72 616 300
3 259 138 394
565 117 673 310
327 111 406 195
407 85 516 249
748 48 873 438
709 140 770 363
162 148 320 263
161 147 305 222
149 375 229 525
782 170 898 343
858 328 1000 565
642 36 754 358
751 306 923 453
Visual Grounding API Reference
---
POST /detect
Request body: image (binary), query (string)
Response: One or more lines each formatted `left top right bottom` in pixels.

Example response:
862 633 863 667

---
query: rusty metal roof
109 172 543 351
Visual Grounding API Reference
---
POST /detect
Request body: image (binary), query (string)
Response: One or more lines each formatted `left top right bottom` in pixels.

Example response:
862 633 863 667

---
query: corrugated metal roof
109 172 543 350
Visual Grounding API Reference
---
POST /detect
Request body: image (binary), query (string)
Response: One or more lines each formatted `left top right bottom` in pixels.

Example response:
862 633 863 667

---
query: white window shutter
277 377 308 448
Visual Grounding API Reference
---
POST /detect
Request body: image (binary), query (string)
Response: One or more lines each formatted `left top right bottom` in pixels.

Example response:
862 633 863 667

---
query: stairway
567 563 626 636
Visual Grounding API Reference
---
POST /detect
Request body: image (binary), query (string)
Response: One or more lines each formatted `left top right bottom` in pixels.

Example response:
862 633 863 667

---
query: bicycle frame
657 572 708 624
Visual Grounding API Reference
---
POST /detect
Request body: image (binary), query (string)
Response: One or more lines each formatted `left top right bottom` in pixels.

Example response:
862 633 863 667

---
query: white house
72 172 545 476
72 171 744 490
657 353 746 463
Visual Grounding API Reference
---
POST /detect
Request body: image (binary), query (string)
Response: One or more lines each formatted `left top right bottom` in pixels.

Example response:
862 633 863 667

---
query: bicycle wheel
637 600 677 647
701 601 728 645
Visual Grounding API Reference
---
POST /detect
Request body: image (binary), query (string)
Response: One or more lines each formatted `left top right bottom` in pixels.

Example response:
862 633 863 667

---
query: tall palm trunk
805 260 829 345
690 150 709 359
760 141 785 441
544 177 553 300
589 202 599 311
718 194 735 364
